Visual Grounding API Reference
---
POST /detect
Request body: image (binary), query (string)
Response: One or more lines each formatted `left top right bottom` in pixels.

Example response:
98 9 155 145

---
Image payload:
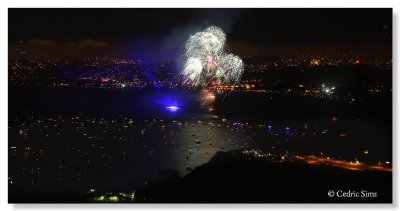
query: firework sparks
182 26 244 88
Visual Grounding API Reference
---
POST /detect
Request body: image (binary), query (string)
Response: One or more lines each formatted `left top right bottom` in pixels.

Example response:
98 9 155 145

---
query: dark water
9 87 210 119
8 88 392 200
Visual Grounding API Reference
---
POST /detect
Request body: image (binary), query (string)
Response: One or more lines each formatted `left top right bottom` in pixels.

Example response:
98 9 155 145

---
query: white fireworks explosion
182 26 244 88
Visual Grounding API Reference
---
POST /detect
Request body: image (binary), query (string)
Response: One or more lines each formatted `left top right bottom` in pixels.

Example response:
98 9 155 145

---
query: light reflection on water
8 88 392 195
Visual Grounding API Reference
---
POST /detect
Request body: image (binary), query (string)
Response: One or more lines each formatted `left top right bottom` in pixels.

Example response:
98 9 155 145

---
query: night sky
8 8 392 59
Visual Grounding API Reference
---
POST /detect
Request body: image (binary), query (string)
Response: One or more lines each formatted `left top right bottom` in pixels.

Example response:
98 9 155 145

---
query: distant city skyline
9 8 392 59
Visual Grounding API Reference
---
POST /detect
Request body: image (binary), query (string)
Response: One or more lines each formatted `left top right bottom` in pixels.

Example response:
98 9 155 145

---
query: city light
322 83 336 95
109 196 119 202
95 196 105 202
310 59 320 66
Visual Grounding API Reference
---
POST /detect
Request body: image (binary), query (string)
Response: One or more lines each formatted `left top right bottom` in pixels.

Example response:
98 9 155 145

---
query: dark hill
143 151 392 203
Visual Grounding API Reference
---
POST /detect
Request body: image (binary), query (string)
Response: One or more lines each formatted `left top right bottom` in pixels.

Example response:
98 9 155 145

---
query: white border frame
1 1 398 211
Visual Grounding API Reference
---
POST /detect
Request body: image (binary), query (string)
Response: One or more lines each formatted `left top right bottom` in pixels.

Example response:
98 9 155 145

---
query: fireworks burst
182 26 244 88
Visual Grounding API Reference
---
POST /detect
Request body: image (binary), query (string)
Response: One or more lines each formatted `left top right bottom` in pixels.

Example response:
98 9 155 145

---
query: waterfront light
166 106 180 112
